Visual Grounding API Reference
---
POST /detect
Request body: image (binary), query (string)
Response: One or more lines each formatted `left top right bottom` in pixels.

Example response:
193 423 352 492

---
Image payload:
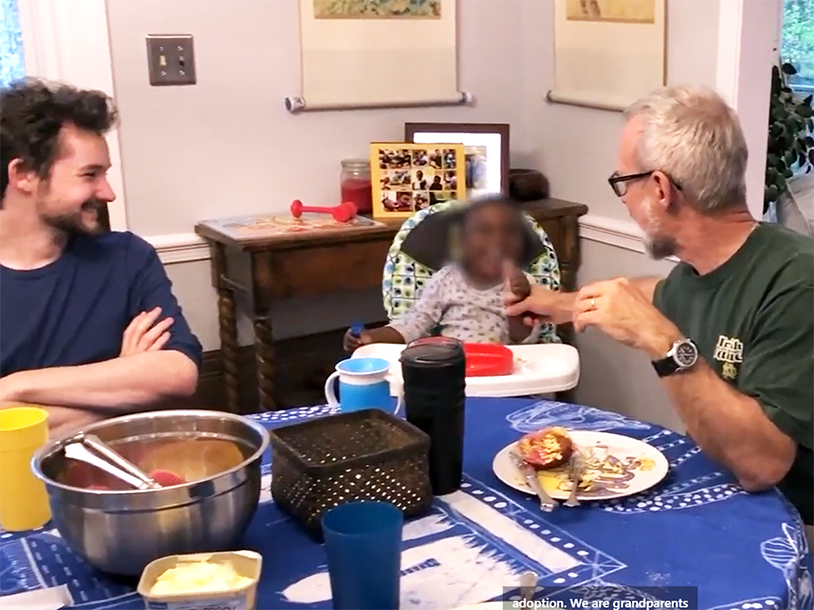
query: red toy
290 199 357 223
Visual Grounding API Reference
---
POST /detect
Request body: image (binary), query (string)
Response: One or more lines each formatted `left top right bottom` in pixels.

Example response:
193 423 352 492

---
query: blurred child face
461 203 525 282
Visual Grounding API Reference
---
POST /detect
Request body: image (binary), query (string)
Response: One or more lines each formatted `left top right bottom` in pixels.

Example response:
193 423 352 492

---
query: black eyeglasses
608 171 654 197
608 170 683 197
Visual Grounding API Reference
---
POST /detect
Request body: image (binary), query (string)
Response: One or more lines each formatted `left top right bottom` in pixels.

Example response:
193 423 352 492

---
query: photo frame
370 142 467 219
405 123 510 197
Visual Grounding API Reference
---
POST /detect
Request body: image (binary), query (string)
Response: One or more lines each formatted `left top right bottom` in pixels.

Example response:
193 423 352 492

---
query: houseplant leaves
765 62 814 213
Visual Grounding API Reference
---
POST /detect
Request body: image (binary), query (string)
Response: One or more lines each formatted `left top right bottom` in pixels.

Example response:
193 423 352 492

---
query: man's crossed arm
0 349 198 410
0 307 199 436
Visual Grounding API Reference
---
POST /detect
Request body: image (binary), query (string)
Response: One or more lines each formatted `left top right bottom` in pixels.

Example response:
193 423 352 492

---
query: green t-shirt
654 223 813 524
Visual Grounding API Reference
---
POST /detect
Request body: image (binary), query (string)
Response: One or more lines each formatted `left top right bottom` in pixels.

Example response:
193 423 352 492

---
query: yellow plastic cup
0 406 51 531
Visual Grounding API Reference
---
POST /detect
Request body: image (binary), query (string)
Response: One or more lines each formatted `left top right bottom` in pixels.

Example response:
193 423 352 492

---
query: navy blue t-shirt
1 231 202 376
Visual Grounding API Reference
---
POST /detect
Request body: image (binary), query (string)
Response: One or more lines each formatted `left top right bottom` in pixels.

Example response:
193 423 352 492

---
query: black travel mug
399 337 466 495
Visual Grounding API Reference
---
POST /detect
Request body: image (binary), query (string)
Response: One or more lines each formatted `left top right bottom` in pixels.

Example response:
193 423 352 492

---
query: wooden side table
195 198 588 413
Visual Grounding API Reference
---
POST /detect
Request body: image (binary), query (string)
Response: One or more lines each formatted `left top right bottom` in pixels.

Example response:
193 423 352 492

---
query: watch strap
652 338 698 377
652 356 680 377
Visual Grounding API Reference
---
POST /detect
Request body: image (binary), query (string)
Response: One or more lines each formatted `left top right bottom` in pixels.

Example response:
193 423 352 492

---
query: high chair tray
351 342 580 397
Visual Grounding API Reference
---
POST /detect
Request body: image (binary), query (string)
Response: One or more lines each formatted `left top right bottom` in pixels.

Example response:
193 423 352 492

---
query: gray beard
645 234 678 260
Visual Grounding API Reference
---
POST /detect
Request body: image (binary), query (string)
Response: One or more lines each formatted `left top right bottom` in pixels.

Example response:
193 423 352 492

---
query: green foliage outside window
764 63 813 213
781 0 814 89
765 0 814 214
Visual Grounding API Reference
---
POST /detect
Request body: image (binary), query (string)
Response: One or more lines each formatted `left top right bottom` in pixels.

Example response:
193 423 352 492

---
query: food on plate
636 456 656 471
574 453 657 491
150 560 253 596
516 426 573 469
537 450 658 495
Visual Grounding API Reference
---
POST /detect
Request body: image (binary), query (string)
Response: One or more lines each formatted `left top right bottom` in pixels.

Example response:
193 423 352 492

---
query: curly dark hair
0 78 118 201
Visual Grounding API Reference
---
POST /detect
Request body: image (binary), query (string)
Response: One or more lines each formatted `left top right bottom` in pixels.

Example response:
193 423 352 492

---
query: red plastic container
463 343 514 377
407 338 514 377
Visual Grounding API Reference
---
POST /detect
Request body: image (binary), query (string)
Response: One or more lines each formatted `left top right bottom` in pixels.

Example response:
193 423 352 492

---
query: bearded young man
505 85 814 543
0 79 202 436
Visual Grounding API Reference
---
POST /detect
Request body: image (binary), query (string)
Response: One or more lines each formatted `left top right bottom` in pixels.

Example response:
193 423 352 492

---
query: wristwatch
652 338 699 377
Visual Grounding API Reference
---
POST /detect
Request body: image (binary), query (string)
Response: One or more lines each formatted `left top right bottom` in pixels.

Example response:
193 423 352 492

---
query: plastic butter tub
137 550 262 610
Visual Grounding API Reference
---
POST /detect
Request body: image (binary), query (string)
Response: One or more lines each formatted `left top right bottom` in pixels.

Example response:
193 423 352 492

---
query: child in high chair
344 196 544 353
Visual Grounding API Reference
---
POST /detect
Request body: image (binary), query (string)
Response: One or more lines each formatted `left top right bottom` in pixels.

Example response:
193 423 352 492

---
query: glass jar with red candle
340 159 373 215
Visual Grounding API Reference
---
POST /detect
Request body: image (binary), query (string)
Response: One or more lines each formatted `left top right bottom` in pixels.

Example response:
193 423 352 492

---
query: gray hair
624 84 748 213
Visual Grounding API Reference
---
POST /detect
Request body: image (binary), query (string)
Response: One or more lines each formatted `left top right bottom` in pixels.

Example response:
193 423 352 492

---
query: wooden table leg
218 289 241 413
251 252 277 411
254 316 276 411
211 243 241 413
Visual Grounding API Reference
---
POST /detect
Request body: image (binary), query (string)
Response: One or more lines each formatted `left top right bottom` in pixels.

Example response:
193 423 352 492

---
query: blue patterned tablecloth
1 398 812 610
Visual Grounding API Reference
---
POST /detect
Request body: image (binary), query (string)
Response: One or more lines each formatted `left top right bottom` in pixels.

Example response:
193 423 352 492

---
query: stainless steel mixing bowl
31 410 270 576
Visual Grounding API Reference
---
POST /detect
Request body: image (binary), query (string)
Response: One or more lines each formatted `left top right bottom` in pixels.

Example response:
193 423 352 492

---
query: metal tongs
509 449 557 512
63 433 162 490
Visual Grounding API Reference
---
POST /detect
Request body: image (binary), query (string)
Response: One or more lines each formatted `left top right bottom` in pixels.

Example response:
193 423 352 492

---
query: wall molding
146 233 210 265
578 214 646 254
579 214 681 264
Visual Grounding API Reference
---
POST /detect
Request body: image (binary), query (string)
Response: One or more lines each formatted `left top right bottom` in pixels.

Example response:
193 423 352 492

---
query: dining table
1 397 812 610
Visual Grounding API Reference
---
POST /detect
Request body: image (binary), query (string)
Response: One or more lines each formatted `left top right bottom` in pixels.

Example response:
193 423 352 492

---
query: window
781 0 814 91
0 0 25 87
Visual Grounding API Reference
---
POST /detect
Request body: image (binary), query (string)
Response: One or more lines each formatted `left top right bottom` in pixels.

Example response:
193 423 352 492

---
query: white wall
106 0 532 237
102 0 777 428
107 0 533 349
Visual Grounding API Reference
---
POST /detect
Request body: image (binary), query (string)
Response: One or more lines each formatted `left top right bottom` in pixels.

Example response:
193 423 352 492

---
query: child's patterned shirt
388 264 539 344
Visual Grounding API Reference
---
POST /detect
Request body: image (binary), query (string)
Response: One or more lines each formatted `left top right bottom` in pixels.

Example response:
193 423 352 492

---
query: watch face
674 340 698 367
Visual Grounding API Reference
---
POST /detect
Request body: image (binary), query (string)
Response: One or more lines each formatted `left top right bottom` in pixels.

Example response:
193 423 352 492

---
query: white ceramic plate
351 342 580 397
492 431 669 501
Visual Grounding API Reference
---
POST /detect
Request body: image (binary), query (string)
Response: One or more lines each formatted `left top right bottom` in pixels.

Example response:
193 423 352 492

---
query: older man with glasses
504 84 814 546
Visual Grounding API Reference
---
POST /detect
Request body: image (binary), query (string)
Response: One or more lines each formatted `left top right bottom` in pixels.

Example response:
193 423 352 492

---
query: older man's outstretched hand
502 263 574 326
573 278 682 358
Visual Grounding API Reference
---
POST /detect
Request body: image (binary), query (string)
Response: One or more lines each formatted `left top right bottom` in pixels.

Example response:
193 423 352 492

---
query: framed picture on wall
404 122 510 198
370 142 467 219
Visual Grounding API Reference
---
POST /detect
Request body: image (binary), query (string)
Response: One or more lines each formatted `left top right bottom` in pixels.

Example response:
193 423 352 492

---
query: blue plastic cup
322 500 404 610
324 357 403 416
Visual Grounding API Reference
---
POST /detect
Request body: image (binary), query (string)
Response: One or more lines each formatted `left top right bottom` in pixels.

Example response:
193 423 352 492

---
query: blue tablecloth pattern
1 399 812 610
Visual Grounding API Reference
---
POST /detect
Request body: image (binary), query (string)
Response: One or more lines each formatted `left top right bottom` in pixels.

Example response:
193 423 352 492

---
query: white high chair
354 200 581 398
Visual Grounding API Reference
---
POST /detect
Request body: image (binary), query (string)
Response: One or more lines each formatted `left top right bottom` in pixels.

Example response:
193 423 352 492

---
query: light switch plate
146 34 196 86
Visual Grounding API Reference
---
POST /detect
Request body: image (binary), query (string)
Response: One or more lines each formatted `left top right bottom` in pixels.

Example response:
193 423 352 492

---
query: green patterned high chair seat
382 200 562 343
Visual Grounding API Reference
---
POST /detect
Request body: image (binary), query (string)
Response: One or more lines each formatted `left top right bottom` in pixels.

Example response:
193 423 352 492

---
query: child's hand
503 261 531 303
343 328 373 353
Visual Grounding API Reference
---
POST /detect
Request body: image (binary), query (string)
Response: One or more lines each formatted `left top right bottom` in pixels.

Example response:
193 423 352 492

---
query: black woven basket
268 408 433 541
